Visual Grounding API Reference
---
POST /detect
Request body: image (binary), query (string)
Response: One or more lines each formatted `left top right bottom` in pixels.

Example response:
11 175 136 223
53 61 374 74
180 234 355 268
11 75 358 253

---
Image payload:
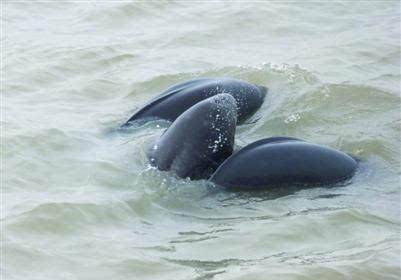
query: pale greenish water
2 1 401 280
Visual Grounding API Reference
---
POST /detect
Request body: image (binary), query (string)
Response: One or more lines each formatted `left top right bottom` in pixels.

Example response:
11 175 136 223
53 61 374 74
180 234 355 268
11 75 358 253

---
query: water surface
3 1 401 279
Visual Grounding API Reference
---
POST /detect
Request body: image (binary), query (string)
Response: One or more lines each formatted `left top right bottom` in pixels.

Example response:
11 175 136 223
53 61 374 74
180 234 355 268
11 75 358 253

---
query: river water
3 1 401 279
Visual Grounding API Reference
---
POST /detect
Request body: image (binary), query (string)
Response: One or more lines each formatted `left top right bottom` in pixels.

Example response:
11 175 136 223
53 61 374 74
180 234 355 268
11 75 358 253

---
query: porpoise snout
258 85 268 99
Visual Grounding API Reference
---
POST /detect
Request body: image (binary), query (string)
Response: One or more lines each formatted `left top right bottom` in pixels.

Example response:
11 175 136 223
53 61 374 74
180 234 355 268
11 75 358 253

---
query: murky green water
3 1 400 279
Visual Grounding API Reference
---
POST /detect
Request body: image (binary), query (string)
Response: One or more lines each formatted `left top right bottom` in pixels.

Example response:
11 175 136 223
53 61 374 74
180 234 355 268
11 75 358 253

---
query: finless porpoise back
124 78 266 126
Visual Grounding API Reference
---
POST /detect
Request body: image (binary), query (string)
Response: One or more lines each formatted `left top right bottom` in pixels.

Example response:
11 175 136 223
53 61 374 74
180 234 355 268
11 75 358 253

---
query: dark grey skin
148 93 237 180
124 78 267 126
210 137 358 190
